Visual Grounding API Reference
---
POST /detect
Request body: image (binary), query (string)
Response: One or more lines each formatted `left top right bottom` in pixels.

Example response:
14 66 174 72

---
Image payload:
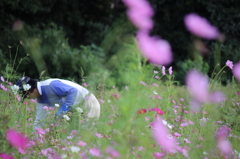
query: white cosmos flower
76 107 83 113
70 146 81 153
55 103 60 107
63 115 70 121
162 119 173 129
11 85 19 95
61 154 67 158
153 91 158 95
23 84 31 91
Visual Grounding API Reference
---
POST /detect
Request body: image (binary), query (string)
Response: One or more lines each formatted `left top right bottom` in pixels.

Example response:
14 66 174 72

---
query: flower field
1 64 240 159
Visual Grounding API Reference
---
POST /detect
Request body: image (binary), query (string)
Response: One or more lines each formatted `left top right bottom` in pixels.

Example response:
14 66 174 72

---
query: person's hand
56 103 70 116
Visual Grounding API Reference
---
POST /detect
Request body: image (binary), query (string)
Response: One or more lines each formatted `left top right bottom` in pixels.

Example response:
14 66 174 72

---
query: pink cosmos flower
35 128 46 135
180 123 189 127
174 132 182 137
184 13 220 39
137 32 172 66
77 141 87 146
89 148 102 157
0 153 14 159
153 152 164 159
43 106 49 111
123 0 154 31
216 127 232 156
140 81 148 86
152 116 177 153
169 66 173 75
113 93 120 100
95 132 103 138
162 66 166 75
1 76 4 82
5 129 28 151
186 69 225 106
233 61 240 81
105 146 120 158
154 70 159 74
186 69 209 103
155 107 164 115
226 60 233 69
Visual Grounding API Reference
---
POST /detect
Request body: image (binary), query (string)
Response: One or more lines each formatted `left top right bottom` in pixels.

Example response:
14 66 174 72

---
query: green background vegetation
1 0 240 86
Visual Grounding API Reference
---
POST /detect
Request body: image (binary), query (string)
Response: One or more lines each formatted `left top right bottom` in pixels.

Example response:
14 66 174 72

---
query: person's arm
34 102 48 129
49 80 78 116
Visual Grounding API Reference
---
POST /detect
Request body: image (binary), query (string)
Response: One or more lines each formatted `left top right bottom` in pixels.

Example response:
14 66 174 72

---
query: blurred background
1 0 240 86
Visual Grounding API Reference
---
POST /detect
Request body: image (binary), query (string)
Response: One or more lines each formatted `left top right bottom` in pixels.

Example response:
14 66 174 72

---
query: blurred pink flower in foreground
186 70 209 103
186 69 225 104
184 13 220 39
152 116 177 153
137 32 172 65
216 127 232 156
6 129 28 151
0 153 14 159
226 60 234 69
233 61 240 81
122 0 154 31
186 70 225 112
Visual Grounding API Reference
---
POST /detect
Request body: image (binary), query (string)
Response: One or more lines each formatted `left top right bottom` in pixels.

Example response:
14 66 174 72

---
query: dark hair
27 79 38 93
15 77 39 102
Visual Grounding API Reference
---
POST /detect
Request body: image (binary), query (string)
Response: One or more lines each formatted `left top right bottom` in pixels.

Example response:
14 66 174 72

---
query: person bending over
12 76 100 129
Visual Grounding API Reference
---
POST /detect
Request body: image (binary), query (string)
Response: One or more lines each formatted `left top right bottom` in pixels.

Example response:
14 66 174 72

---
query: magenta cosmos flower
184 13 220 39
6 129 28 150
0 153 14 159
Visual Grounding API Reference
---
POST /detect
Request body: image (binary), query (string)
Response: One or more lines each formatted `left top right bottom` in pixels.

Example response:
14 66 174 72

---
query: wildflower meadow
1 0 240 159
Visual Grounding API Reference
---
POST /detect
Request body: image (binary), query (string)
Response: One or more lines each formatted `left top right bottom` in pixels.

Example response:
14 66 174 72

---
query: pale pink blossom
1 76 4 82
6 129 28 151
43 106 49 111
153 152 165 159
184 13 220 39
95 132 103 138
216 127 232 156
162 66 166 75
152 116 177 153
233 61 240 81
186 69 225 106
180 123 189 127
154 70 159 74
226 60 233 69
35 128 46 135
89 148 102 157
77 141 87 146
105 146 120 158
186 69 209 103
123 0 154 31
137 32 172 65
169 66 173 75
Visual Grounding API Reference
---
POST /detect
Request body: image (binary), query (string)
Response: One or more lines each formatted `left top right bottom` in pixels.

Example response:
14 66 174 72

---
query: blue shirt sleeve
49 80 78 108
